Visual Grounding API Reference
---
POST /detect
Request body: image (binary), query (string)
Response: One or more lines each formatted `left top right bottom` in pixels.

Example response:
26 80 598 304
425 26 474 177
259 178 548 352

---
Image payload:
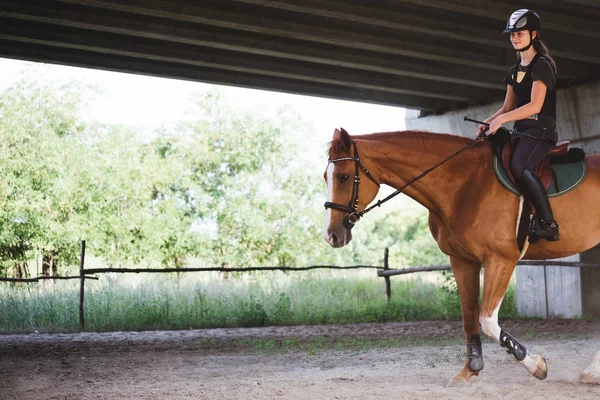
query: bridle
325 135 486 229
324 142 379 230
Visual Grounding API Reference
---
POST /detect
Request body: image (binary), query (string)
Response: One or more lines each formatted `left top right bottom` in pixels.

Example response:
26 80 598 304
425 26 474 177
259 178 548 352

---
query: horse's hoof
579 373 599 384
581 349 600 383
532 355 548 380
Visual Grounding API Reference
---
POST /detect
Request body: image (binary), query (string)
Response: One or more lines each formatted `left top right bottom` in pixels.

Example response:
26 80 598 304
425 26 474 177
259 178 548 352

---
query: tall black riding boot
518 168 560 242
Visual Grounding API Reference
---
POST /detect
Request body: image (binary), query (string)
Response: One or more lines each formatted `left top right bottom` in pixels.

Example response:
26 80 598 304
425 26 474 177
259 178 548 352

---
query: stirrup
529 217 559 243
539 219 560 241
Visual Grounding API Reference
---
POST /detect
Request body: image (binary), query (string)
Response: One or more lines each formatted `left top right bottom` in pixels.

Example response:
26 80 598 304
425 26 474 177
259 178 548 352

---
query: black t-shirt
503 57 556 91
502 54 557 123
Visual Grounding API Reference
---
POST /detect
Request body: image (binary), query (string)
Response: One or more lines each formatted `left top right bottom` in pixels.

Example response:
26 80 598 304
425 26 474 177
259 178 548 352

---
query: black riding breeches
510 124 558 181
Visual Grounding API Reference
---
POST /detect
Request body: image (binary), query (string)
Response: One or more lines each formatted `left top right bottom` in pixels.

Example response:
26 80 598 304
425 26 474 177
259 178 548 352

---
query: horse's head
323 128 380 248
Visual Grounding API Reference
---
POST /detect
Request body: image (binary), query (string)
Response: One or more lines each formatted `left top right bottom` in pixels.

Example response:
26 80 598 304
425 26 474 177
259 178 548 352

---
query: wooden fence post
383 248 391 302
79 240 86 330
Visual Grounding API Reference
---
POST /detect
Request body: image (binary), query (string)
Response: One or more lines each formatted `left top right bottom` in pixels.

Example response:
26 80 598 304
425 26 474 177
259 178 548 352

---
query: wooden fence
1 241 598 328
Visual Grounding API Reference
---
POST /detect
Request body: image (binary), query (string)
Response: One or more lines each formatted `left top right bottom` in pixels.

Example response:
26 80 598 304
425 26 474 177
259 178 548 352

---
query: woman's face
510 30 536 50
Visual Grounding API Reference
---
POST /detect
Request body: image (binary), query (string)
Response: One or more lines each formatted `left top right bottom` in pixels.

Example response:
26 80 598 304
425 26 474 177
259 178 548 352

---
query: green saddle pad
493 156 586 197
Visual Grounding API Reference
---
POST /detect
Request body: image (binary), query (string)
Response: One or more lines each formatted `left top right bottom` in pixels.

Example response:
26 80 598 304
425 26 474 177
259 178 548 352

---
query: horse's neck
358 132 488 217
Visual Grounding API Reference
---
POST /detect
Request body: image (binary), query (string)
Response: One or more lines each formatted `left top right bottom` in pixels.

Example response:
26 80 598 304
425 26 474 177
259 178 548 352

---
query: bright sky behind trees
0 57 406 141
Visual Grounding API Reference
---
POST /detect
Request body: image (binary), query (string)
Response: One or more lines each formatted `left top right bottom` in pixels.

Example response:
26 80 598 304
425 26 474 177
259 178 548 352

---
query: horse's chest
428 216 476 259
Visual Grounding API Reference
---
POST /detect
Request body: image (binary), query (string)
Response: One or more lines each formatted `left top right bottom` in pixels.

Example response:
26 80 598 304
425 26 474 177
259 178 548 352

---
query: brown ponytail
533 38 557 73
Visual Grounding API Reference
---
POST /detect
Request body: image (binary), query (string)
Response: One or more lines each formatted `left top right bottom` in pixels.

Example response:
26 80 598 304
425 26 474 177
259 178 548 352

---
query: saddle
491 129 586 251
490 127 586 194
501 140 570 191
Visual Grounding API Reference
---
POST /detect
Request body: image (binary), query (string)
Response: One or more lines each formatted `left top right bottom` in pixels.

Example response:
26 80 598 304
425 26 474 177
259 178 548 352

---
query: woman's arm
489 81 547 133
476 85 517 136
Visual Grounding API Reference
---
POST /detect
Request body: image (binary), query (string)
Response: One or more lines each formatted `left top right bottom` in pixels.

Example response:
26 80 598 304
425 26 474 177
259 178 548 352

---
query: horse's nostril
329 233 338 245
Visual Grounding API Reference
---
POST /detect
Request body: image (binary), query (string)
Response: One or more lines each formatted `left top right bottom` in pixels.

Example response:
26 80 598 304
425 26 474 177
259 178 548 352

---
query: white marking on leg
323 163 334 243
520 352 539 374
480 300 503 342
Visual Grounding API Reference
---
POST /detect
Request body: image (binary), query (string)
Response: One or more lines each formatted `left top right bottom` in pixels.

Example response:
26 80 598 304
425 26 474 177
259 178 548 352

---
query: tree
0 80 445 277
153 91 328 267
0 80 86 275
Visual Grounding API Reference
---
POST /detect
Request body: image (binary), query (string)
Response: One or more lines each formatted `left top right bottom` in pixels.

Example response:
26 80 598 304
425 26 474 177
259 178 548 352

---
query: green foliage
0 78 448 276
499 284 519 319
0 80 86 273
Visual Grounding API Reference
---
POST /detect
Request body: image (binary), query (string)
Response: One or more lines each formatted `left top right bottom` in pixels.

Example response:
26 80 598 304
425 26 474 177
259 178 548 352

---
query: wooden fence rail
1 242 598 329
82 265 382 274
0 275 99 283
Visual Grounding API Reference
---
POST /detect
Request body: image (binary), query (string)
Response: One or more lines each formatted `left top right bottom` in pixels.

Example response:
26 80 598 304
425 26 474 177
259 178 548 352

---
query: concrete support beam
0 0 597 113
39 0 595 80
0 10 506 90
397 0 600 39
232 0 600 64
11 0 503 72
562 0 600 10
0 18 501 103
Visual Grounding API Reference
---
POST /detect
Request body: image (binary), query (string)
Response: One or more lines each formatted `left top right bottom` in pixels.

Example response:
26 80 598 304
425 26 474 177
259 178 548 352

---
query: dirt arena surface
1 319 599 399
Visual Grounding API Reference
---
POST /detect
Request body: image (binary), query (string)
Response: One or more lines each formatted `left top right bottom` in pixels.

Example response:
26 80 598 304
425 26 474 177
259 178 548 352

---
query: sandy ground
1 320 599 399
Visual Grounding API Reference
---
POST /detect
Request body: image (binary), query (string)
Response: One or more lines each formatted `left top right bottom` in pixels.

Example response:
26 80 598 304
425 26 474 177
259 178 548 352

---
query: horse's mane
328 130 475 158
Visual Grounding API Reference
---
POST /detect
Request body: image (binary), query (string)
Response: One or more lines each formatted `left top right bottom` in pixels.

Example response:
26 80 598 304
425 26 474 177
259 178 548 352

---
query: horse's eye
339 174 350 183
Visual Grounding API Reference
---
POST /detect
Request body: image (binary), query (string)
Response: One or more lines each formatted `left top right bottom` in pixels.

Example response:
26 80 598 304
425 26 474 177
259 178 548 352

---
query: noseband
324 142 379 230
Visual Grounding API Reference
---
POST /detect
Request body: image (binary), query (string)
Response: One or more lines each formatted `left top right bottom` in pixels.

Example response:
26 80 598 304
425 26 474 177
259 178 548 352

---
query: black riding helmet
504 9 541 52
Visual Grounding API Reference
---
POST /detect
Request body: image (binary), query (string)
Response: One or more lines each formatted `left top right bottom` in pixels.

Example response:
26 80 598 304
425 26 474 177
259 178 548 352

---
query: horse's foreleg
448 256 483 386
480 256 548 380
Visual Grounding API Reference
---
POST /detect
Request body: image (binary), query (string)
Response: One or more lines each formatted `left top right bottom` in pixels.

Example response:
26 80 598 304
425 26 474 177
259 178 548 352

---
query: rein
325 136 485 227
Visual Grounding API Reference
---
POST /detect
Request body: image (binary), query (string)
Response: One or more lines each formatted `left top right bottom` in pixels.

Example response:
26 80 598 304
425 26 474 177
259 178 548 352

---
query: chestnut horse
323 128 600 385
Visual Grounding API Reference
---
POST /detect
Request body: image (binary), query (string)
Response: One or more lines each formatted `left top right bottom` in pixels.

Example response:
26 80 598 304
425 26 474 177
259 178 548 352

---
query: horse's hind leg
448 256 483 386
480 256 548 380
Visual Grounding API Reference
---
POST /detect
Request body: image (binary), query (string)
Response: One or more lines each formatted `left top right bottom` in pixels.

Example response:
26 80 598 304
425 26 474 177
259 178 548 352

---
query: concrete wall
406 81 600 154
405 81 600 318
580 248 600 317
516 255 583 318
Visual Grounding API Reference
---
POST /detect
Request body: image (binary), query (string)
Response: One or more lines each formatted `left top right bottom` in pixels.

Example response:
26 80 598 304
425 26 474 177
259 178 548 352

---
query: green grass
204 335 464 356
0 270 519 334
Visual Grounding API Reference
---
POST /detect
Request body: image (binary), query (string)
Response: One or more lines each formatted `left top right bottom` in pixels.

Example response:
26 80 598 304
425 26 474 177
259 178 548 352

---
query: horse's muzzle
325 229 352 248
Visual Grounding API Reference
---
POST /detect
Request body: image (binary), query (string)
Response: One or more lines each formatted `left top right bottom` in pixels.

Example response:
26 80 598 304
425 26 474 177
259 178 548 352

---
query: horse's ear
333 127 351 151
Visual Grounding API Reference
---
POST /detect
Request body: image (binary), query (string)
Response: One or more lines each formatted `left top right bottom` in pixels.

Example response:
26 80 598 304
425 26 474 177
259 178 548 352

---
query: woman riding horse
479 9 559 242
323 9 600 386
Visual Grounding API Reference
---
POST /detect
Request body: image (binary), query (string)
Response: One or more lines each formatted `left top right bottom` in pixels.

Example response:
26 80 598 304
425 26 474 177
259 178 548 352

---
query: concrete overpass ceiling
0 0 598 114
